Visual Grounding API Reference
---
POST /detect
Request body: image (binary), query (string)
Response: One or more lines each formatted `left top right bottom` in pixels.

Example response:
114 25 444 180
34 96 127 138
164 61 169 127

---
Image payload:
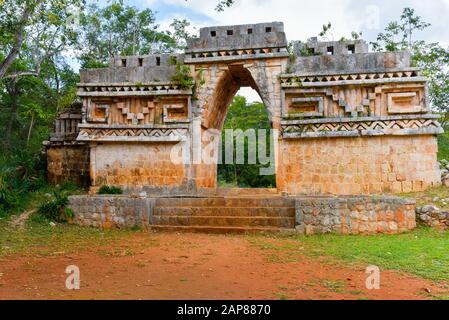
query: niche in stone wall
88 99 110 123
385 87 427 114
284 92 325 118
160 98 190 123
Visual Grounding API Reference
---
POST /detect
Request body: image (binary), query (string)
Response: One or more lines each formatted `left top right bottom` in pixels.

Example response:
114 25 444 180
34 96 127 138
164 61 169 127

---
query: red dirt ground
0 232 445 300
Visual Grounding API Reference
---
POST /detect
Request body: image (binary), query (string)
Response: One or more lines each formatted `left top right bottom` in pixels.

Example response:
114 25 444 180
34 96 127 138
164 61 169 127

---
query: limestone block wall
69 196 155 228
295 196 416 235
47 145 90 187
90 143 190 194
278 135 441 195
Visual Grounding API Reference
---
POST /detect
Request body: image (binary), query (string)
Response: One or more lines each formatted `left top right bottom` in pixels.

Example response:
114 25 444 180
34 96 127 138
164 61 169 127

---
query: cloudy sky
92 0 449 101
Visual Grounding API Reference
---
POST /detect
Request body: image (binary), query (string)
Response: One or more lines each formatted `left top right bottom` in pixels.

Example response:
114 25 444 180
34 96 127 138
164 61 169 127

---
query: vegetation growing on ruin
169 57 195 90
98 186 124 195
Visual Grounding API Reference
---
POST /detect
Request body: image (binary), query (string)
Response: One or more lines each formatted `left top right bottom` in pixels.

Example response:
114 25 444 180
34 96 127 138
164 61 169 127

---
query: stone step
154 206 295 217
150 225 297 235
216 188 279 197
152 216 296 228
155 197 295 208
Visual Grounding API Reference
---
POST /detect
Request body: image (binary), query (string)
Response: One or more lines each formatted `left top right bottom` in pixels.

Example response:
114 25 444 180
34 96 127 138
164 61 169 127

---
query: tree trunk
27 113 35 146
5 82 19 148
0 2 40 79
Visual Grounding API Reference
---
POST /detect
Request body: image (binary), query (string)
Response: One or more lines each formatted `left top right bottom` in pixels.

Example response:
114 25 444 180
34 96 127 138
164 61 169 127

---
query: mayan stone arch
46 21 443 197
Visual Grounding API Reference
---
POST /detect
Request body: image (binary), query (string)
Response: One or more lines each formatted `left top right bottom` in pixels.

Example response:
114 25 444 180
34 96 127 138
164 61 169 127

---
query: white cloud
153 0 356 41
237 88 262 103
144 0 449 101
149 0 449 44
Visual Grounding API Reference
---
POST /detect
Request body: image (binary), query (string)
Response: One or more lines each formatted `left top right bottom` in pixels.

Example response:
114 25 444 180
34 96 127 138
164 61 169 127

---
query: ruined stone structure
45 22 444 234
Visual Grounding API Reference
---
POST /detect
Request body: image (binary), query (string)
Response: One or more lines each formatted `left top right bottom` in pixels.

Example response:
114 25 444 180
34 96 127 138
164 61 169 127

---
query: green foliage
317 22 362 43
371 8 431 52
438 131 449 161
77 2 180 68
319 22 333 39
215 0 235 12
169 57 194 90
218 96 276 188
371 8 449 117
37 190 70 222
0 148 48 217
98 185 123 195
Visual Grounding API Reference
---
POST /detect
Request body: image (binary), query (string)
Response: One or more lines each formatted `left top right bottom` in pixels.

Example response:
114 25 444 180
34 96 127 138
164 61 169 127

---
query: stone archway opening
210 64 277 189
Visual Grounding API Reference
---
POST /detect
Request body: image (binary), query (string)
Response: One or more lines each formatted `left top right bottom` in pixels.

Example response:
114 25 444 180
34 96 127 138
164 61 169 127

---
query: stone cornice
281 69 425 88
185 48 289 64
282 115 444 139
77 82 193 97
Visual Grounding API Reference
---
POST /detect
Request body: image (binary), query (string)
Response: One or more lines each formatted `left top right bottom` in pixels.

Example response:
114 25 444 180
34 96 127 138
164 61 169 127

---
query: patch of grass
305 278 346 294
313 279 346 293
401 186 449 210
248 238 302 263
347 290 364 296
274 292 289 300
0 217 140 257
293 227 449 282
249 227 449 283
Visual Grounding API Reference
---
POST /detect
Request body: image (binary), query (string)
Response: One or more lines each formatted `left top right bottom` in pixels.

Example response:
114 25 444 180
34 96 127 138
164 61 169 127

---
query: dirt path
0 232 445 300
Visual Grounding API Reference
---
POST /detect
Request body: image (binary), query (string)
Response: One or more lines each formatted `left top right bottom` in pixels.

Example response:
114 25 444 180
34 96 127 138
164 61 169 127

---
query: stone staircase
151 193 296 234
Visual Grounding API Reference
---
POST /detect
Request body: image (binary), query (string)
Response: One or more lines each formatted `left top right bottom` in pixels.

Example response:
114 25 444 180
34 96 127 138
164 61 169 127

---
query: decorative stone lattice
78 126 189 142
282 116 443 139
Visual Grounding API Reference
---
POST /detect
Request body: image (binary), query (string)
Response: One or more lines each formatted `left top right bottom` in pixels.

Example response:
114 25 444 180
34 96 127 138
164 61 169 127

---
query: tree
371 8 449 123
0 0 84 79
371 8 430 52
218 96 276 188
77 2 179 68
215 0 235 11
317 22 362 42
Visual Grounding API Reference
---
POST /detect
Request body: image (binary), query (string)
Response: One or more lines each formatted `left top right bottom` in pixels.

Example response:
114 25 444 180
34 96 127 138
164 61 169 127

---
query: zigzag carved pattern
79 128 189 139
282 119 441 134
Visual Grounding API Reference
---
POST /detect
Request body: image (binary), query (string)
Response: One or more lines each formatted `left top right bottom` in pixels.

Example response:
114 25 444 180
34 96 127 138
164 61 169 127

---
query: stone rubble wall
439 159 449 186
296 196 416 235
416 205 449 229
69 196 155 229
69 194 416 235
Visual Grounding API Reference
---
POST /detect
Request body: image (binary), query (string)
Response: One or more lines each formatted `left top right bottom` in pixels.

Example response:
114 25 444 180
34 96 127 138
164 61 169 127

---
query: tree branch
0 0 43 79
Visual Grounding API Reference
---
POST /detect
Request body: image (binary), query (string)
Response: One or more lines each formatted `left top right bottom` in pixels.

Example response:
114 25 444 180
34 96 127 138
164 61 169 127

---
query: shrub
169 57 194 90
98 185 123 195
38 191 70 222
